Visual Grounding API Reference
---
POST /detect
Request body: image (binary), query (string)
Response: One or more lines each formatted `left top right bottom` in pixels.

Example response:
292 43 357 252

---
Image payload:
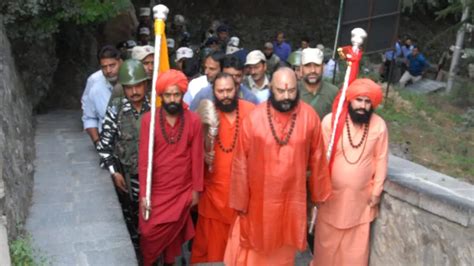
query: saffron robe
226 101 332 262
191 100 255 263
138 109 204 266
313 113 388 266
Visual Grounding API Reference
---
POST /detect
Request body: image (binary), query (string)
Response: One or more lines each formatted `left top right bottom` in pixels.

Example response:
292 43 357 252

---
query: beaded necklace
342 116 369 164
159 108 185 144
216 105 240 153
266 101 297 146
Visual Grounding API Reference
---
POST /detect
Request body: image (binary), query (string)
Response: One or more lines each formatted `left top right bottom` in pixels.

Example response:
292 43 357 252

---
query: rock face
8 35 58 111
371 194 473 265
0 22 35 239
370 155 474 266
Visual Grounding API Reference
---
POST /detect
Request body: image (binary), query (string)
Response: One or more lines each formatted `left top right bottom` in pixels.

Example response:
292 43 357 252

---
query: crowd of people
81 8 389 266
381 35 429 87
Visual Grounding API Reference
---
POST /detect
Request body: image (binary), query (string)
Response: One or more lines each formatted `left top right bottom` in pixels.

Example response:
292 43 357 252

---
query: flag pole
309 28 367 236
144 4 169 221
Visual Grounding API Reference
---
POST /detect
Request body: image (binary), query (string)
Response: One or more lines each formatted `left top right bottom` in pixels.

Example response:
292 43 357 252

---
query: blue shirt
81 70 113 131
401 45 414 59
384 42 402 61
273 41 292 62
190 84 260 111
407 53 428 76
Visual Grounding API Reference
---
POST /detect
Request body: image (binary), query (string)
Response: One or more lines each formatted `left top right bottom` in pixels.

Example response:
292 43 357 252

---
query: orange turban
329 78 383 173
345 78 383 108
155 69 189 95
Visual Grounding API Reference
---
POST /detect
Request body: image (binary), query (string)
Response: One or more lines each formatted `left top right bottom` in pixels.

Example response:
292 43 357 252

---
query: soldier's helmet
118 59 149 86
287 51 302 67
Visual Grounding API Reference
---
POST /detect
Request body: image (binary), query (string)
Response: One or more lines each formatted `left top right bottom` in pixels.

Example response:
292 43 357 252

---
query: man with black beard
138 70 204 266
313 78 388 266
189 55 259 111
191 73 255 263
298 48 338 119
224 67 331 265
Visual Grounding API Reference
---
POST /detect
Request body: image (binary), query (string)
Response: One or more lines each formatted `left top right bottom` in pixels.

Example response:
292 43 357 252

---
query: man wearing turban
312 78 389 266
138 69 204 266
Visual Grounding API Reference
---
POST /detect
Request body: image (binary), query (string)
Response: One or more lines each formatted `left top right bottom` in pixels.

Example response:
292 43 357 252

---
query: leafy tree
1 0 131 41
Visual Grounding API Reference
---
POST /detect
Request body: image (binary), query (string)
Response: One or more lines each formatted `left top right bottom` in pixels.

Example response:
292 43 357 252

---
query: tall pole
144 4 169 221
332 0 345 60
331 0 345 85
447 1 469 93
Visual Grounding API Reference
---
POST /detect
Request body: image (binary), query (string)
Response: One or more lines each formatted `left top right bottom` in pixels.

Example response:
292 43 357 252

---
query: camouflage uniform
97 96 150 255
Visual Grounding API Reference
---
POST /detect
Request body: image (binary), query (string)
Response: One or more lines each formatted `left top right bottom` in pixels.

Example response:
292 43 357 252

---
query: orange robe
191 100 255 263
313 113 388 266
225 101 332 265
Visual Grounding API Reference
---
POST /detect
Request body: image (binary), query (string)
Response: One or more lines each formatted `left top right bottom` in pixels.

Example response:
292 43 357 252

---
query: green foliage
1 0 131 41
9 234 51 266
402 0 473 21
10 235 35 266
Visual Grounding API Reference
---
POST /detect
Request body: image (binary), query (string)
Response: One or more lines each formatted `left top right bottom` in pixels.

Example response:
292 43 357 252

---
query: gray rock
0 21 35 240
406 79 446 94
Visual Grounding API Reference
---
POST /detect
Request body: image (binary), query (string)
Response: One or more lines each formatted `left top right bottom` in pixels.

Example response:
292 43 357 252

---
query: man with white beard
81 45 123 146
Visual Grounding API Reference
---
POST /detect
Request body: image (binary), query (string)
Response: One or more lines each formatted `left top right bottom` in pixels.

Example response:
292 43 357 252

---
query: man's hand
204 151 215 166
191 191 200 208
112 172 128 193
237 210 247 216
141 197 150 219
85 128 100 147
368 195 381 208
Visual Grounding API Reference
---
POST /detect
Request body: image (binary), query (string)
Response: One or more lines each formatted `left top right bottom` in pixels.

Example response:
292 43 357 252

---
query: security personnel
96 59 150 258
287 50 303 80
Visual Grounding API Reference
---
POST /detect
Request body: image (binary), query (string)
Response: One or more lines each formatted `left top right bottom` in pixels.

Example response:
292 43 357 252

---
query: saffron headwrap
155 69 189 95
329 78 383 171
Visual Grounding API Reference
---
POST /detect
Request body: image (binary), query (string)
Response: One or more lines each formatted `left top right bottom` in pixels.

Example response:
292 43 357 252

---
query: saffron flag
154 19 170 106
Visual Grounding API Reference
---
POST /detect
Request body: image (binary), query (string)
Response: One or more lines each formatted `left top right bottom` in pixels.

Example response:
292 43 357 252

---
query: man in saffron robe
191 73 255 263
224 67 332 265
313 78 388 266
138 69 204 266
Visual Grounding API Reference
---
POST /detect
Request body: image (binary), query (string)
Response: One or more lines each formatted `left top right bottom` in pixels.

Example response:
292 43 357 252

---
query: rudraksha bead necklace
216 105 240 153
159 107 185 144
267 101 297 146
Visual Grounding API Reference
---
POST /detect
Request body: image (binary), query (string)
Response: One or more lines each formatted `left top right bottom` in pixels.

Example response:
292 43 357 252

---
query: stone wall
370 155 474 265
0 22 35 239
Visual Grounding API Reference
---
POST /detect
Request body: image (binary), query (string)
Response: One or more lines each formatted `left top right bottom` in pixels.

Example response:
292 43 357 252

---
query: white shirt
183 75 209 104
246 75 270 103
81 70 113 131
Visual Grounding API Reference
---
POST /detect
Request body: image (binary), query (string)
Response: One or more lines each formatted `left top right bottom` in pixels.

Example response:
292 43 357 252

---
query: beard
106 75 118 84
163 101 183 115
269 89 300 113
303 72 322 85
348 104 373 125
214 93 238 113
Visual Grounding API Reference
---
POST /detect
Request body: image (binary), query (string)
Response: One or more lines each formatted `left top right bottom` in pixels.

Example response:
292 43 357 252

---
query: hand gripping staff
326 27 366 161
195 99 219 173
143 4 169 221
308 28 367 235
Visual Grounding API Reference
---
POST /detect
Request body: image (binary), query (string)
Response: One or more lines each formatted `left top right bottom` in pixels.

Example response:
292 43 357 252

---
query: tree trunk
446 3 470 93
